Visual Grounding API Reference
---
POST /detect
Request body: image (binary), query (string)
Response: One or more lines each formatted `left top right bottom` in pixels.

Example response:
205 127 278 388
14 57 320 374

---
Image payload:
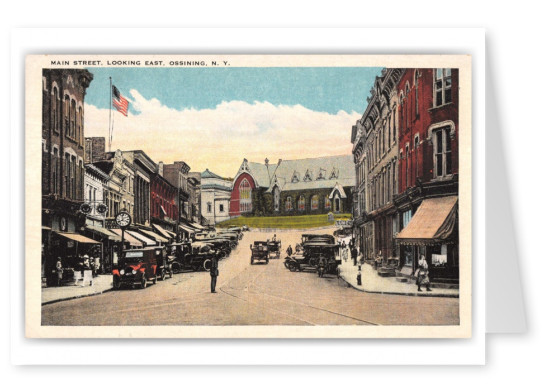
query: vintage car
224 226 244 239
156 246 173 280
266 239 281 258
250 241 269 264
300 234 336 245
194 236 232 257
112 247 162 289
169 242 218 272
284 241 341 277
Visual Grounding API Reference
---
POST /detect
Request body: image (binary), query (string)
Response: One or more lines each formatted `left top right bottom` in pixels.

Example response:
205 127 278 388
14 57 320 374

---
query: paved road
41 229 459 326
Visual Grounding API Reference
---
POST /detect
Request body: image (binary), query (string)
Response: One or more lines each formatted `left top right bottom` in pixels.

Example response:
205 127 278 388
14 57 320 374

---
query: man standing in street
351 245 358 266
210 258 219 293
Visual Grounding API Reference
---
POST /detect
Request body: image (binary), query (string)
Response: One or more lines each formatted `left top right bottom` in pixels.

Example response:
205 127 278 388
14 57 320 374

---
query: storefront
83 225 125 273
395 196 459 283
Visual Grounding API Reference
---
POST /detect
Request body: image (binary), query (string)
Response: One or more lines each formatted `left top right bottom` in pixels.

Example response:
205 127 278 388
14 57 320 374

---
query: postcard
26 54 472 338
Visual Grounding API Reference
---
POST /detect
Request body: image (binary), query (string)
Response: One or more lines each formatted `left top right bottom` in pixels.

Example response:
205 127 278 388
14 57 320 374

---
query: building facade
83 163 109 227
41 69 94 282
394 68 460 283
150 162 178 232
200 169 232 225
352 68 403 262
230 156 355 218
187 172 202 224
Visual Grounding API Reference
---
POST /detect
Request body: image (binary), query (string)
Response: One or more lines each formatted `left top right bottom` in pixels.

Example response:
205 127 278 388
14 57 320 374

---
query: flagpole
109 77 112 152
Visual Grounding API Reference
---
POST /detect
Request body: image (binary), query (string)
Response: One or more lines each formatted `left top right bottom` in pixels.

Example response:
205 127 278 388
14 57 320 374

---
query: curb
338 276 459 298
42 288 113 306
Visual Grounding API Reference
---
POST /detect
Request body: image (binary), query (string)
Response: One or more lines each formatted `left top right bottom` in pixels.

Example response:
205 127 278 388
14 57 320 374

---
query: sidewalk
42 274 113 305
337 260 459 298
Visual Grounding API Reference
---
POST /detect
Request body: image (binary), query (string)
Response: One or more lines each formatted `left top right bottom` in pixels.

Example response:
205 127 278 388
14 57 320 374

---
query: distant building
200 169 232 225
230 156 355 217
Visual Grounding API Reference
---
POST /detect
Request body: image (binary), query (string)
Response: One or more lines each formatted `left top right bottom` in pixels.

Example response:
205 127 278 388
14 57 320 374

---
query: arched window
285 196 293 211
52 87 59 132
273 186 280 212
414 70 420 117
239 178 252 213
311 195 319 210
298 195 305 211
325 195 331 210
71 100 76 138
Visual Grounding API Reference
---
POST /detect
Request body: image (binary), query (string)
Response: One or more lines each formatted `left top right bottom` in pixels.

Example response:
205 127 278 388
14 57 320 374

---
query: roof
236 155 355 192
92 161 114 176
201 169 224 179
395 196 458 245
139 229 169 244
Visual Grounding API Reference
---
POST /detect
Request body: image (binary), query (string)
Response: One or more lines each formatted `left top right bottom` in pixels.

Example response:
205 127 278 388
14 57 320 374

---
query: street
42 229 459 326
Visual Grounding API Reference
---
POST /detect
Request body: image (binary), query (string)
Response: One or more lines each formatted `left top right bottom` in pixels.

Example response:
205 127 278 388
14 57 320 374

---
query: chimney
158 161 164 176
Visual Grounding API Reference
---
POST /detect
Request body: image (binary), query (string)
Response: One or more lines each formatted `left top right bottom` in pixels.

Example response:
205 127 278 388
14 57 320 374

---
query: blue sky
86 67 383 115
84 66 383 176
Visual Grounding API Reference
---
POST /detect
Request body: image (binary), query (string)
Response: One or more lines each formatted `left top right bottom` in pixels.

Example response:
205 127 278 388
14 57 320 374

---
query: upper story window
291 171 300 183
414 70 420 116
434 68 452 107
207 202 212 213
433 126 453 178
52 87 59 132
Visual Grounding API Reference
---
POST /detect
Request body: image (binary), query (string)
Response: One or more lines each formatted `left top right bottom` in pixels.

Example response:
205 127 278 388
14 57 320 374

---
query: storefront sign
335 219 353 227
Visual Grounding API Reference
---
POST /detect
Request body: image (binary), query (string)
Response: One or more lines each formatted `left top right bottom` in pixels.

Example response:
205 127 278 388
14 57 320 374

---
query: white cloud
85 89 359 177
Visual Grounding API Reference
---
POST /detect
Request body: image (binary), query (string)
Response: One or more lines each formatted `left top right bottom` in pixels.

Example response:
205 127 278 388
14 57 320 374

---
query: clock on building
115 211 131 228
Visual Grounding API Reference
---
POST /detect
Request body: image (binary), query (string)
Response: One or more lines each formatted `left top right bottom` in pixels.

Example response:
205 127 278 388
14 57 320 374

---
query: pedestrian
210 258 219 293
272 233 277 242
286 245 293 257
81 254 93 287
357 265 362 286
55 257 63 287
351 245 358 266
295 243 301 254
416 255 432 292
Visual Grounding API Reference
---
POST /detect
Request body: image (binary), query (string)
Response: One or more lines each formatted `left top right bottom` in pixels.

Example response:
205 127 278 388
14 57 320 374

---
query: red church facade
230 172 256 217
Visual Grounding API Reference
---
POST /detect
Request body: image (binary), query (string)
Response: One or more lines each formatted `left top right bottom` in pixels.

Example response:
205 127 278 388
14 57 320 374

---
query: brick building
394 68 460 283
150 162 178 232
41 69 96 283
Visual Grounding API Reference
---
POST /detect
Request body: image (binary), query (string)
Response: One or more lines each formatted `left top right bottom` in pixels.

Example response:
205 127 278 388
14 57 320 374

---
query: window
392 161 396 195
303 170 312 182
219 204 224 212
239 178 252 213
207 202 212 213
298 195 305 211
433 126 453 177
393 106 396 141
52 148 58 195
405 83 410 128
414 70 420 116
414 135 420 179
64 153 70 197
434 68 452 106
273 187 280 211
405 145 410 188
291 171 300 183
70 100 76 139
285 196 293 211
329 167 338 179
52 87 59 132
317 169 326 180
311 195 319 210
325 195 331 210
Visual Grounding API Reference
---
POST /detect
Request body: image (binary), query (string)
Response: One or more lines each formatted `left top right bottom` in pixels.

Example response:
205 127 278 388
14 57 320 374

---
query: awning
179 224 196 234
126 230 156 246
395 196 458 245
166 231 176 238
139 229 169 244
84 226 122 241
54 232 100 244
152 224 172 239
42 226 51 230
109 229 142 247
189 222 207 231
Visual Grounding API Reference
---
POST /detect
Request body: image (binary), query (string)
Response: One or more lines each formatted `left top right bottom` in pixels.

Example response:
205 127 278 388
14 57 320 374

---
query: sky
84 67 383 177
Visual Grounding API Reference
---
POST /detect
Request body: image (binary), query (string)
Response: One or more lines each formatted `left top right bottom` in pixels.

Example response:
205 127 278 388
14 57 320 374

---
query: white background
2 0 547 388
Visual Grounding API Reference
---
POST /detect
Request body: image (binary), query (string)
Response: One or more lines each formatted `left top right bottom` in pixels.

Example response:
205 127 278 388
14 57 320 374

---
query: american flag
112 85 129 116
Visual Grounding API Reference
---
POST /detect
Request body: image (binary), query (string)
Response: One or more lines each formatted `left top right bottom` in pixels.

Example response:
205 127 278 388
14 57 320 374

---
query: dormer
316 168 326 180
291 170 300 183
329 167 339 180
303 169 312 182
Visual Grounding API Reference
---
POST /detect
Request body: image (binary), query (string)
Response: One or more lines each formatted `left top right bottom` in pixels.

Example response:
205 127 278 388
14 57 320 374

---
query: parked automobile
112 247 162 289
169 242 218 272
250 241 269 264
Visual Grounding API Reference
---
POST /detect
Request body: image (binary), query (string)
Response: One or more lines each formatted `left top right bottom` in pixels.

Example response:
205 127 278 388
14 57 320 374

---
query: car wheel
140 275 147 289
289 263 296 272
203 259 212 271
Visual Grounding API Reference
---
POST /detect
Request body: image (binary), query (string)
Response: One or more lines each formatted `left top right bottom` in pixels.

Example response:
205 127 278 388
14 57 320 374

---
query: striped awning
395 196 458 245
152 224 172 239
179 224 196 234
85 225 122 241
125 230 156 246
109 229 142 247
139 229 169 244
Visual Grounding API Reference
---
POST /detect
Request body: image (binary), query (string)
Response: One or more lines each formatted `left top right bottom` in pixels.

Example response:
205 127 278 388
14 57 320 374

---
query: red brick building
150 163 178 231
394 68 460 283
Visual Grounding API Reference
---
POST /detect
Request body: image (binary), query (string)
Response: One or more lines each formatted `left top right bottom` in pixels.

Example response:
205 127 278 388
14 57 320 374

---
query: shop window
433 126 453 178
434 68 452 107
